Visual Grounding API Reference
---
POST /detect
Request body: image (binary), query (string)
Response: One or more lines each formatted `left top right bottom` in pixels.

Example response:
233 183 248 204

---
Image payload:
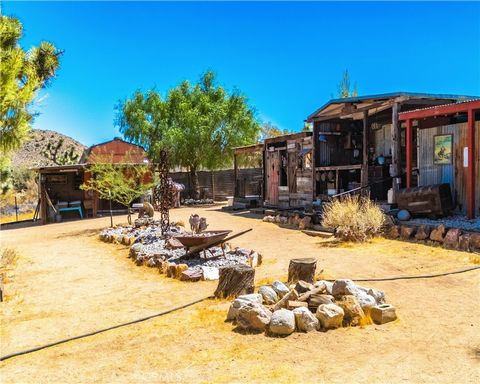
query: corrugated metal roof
307 92 480 121
398 98 480 116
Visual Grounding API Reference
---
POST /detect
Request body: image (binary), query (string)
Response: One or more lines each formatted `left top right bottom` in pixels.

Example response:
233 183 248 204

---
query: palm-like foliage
0 15 62 153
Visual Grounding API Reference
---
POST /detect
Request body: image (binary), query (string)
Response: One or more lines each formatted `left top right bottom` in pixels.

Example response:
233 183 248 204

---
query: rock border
384 223 480 253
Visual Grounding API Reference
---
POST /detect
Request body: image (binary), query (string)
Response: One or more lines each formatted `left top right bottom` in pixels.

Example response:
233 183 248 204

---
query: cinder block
370 304 397 324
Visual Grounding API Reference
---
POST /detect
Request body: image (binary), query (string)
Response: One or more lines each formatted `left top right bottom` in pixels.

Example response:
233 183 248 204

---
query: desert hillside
11 129 87 168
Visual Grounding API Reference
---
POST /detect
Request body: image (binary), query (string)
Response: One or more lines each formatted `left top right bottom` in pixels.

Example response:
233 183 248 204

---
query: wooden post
467 109 476 219
361 111 369 189
211 170 215 201
287 258 317 284
391 102 402 202
40 174 47 225
233 153 238 198
214 264 255 299
406 119 413 188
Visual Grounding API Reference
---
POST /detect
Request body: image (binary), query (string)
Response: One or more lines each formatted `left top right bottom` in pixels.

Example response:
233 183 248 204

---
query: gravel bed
408 215 480 232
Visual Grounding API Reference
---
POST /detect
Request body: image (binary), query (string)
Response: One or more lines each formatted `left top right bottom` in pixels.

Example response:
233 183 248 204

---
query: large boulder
336 295 366 326
367 288 386 305
470 233 480 250
269 309 296 336
443 228 461 249
226 293 263 322
293 307 319 332
415 225 431 240
259 286 279 305
430 224 446 242
332 279 357 297
354 291 377 310
271 280 290 298
316 303 344 330
236 302 272 332
400 225 415 239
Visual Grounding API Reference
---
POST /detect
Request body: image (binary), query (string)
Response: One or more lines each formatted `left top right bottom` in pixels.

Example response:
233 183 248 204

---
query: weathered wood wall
170 168 263 201
417 121 480 214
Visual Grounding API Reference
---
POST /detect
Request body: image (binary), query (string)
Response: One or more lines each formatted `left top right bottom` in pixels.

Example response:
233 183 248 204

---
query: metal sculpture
157 149 171 234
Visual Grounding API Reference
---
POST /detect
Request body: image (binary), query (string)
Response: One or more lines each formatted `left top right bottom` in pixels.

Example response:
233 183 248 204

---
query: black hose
325 265 480 282
0 295 213 362
2 264 479 363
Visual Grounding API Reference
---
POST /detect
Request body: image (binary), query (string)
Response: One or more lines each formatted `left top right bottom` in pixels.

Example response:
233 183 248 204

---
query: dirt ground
1 205 479 383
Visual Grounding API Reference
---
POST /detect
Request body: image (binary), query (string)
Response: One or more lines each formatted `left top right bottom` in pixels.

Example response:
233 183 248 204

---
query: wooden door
267 151 280 205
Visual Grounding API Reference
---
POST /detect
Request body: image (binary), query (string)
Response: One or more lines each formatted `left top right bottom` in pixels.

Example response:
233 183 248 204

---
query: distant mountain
11 129 87 168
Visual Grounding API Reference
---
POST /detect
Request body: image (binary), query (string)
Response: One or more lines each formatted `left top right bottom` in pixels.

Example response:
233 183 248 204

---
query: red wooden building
35 138 149 224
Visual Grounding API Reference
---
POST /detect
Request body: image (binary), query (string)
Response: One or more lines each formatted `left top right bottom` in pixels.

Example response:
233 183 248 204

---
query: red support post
467 109 476 219
406 119 413 188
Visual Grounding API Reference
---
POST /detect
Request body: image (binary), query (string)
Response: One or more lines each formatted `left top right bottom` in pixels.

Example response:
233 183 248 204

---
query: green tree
259 121 290 140
0 15 62 193
117 71 260 199
80 156 153 226
337 69 358 98
0 15 62 152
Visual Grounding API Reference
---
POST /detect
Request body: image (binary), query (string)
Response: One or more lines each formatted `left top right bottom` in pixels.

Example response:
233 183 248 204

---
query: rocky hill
11 129 87 169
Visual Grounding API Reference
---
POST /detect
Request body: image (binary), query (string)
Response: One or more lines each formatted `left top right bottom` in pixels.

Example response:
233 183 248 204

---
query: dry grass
0 248 18 273
321 195 385 242
0 210 34 224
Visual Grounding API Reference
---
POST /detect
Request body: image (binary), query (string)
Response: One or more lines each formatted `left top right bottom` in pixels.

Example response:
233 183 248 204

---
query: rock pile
99 222 261 282
386 222 480 253
183 198 214 206
226 279 396 336
263 214 314 230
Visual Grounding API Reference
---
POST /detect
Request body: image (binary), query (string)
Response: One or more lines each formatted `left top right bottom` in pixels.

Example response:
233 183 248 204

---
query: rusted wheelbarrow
174 229 252 259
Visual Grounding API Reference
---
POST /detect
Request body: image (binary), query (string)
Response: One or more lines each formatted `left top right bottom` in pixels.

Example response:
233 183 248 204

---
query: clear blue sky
4 1 480 146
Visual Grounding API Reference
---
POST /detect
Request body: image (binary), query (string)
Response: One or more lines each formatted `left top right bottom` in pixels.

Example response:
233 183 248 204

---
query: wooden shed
36 138 150 224
306 92 475 203
400 99 480 218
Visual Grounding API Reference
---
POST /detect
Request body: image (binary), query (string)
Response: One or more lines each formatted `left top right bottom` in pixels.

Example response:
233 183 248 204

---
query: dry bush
321 195 385 242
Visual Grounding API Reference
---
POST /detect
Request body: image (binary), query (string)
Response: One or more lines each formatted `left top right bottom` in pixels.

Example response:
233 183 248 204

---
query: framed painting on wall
433 134 453 165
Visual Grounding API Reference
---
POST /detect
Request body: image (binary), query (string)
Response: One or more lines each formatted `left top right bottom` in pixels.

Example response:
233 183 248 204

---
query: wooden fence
170 168 263 201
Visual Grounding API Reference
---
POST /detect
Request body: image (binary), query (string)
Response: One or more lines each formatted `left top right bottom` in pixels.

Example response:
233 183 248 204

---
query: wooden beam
361 111 369 188
233 143 264 155
391 102 402 202
310 100 392 122
467 109 476 219
316 164 362 171
406 119 413 188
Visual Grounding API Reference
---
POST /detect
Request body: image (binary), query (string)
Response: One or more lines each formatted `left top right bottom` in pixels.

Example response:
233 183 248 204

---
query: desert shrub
321 195 385 242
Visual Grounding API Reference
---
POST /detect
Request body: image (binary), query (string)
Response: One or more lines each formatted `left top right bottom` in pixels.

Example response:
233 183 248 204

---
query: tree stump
287 258 317 284
214 264 255 299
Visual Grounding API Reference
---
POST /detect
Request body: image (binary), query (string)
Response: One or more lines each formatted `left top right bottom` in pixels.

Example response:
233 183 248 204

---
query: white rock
226 293 263 322
293 307 319 332
367 288 386 304
271 281 290 298
354 291 377 310
269 309 295 335
201 266 219 280
259 286 279 305
237 302 272 331
248 252 259 268
316 303 344 329
315 280 333 295
332 279 357 297
237 293 263 303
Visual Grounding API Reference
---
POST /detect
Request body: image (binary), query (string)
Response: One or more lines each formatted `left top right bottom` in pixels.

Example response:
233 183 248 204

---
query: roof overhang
307 92 479 122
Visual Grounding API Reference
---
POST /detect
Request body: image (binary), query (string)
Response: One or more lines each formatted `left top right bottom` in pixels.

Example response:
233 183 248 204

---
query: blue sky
5 1 480 146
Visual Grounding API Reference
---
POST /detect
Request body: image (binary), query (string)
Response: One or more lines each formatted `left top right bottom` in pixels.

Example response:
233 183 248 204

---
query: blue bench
58 206 83 219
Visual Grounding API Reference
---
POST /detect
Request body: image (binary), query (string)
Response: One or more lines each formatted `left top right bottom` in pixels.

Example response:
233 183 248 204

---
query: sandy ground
0 205 479 383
